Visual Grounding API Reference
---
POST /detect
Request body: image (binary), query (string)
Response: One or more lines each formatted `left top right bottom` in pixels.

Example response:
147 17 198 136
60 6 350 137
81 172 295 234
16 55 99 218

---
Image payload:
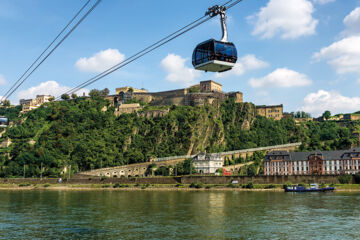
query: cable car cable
1 0 102 103
0 0 92 104
56 16 212 99
58 14 210 98
53 0 243 99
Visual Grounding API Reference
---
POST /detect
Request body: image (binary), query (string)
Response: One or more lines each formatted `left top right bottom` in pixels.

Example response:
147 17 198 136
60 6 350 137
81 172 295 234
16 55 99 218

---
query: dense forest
0 96 359 177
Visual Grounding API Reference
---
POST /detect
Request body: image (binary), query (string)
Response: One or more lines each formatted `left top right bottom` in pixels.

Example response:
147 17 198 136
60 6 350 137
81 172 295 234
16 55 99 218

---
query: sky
0 0 360 117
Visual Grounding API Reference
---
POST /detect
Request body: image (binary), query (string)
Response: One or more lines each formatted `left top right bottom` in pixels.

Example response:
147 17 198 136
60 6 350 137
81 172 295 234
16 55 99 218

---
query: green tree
322 110 331 120
71 93 78 99
61 94 70 100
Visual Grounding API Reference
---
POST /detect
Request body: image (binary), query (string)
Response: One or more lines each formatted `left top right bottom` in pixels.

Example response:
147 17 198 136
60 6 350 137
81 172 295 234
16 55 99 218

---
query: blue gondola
0 116 8 128
192 39 237 72
192 5 237 73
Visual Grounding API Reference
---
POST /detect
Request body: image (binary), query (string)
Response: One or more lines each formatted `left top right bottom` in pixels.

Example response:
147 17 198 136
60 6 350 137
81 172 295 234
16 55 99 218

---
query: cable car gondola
192 5 237 73
0 116 9 128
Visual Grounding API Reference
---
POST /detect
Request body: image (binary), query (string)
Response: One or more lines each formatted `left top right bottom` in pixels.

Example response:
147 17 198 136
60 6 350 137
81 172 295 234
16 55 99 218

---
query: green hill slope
0 96 358 177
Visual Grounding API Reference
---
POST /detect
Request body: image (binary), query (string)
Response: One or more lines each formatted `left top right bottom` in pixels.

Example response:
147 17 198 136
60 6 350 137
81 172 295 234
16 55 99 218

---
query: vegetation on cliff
0 96 358 177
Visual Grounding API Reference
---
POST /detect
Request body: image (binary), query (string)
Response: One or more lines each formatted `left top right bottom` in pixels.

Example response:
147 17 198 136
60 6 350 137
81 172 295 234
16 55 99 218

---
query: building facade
263 148 360 175
20 95 53 112
200 80 222 93
193 152 223 174
256 104 283 120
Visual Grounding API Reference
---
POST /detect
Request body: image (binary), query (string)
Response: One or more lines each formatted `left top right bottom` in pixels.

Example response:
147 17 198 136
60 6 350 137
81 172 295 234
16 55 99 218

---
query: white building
193 152 223 174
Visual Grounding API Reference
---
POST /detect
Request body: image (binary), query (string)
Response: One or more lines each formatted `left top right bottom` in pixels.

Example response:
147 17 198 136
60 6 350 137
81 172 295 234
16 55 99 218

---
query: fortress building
20 95 53 112
110 80 243 108
256 104 283 120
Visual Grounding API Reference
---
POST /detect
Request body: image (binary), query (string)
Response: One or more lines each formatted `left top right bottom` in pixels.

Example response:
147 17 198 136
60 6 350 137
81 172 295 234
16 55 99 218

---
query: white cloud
216 54 269 78
313 36 360 74
300 90 360 116
249 68 312 88
343 7 360 36
248 0 318 39
0 75 6 85
161 54 201 86
75 49 125 73
312 0 335 5
17 81 89 102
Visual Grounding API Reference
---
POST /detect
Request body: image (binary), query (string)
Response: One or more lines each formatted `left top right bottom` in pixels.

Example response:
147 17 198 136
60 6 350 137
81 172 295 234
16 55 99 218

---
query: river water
0 190 359 239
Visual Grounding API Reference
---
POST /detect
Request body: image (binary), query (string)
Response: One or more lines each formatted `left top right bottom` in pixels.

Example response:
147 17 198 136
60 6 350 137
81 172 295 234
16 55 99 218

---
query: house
256 104 283 120
263 148 360 175
193 152 223 174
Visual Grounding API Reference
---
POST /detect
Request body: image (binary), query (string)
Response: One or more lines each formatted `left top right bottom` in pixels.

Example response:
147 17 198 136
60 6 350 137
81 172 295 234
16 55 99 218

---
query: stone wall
181 175 350 184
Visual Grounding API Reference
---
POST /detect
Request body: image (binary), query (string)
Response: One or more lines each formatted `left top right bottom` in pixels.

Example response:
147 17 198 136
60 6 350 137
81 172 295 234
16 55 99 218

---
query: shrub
227 183 237 188
264 184 276 189
100 176 107 181
353 174 360 184
205 185 212 189
298 183 306 187
19 183 31 187
175 183 183 188
134 183 140 187
101 184 111 188
338 175 352 184
189 182 203 189
141 186 147 189
43 183 51 187
245 182 254 189
145 183 150 187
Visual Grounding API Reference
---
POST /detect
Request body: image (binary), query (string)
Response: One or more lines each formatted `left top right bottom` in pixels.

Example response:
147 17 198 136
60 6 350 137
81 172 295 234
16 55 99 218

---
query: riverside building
193 152 223 174
263 148 360 175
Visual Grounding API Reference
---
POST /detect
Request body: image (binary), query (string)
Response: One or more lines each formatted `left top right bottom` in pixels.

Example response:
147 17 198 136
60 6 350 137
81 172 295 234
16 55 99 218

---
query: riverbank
0 183 359 192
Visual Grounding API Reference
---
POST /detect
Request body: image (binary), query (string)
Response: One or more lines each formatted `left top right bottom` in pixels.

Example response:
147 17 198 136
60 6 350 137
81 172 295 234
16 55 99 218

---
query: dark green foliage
354 174 360 184
244 182 254 189
1 96 359 178
338 175 352 184
322 110 331 120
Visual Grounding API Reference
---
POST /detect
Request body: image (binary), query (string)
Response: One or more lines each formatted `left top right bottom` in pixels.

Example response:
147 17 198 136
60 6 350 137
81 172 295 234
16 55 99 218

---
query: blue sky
0 0 360 117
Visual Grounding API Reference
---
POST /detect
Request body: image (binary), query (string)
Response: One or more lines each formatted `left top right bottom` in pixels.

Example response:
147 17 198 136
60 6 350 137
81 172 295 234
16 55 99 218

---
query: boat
285 183 334 192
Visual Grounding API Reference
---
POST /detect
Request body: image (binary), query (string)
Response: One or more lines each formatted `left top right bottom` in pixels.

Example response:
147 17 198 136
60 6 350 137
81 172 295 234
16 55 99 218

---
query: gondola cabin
192 39 237 73
0 116 8 128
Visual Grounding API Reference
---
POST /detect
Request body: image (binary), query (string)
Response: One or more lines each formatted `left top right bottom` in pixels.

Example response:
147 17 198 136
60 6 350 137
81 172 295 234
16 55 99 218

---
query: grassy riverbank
0 183 359 191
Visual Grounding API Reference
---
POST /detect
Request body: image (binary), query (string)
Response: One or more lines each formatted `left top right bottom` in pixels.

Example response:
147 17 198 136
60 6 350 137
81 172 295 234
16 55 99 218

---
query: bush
205 185 212 189
264 184 276 189
43 183 51 187
298 183 306 187
189 182 203 189
141 186 147 189
227 183 238 188
100 176 107 181
101 184 112 188
353 174 360 184
19 183 31 187
338 175 352 184
134 183 140 187
244 182 254 189
175 183 183 187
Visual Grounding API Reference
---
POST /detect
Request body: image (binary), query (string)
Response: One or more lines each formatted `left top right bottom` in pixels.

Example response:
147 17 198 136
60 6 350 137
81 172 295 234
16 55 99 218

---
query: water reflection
0 190 359 239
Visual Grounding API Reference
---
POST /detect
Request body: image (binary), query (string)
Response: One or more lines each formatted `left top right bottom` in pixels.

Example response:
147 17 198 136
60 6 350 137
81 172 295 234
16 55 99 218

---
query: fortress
105 80 283 120
108 80 243 108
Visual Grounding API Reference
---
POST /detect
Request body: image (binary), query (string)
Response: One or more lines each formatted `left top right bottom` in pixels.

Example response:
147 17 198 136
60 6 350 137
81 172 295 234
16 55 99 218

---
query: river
0 190 359 239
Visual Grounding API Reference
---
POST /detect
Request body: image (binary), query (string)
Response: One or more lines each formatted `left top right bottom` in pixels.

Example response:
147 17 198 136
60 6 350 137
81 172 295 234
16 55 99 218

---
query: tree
102 88 110 96
71 93 78 99
48 97 55 102
322 110 331 120
246 164 257 176
61 94 70 100
2 100 10 107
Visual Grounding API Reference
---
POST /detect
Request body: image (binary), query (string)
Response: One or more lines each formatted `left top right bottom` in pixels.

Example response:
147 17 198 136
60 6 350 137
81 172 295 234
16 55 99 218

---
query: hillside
0 96 358 177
